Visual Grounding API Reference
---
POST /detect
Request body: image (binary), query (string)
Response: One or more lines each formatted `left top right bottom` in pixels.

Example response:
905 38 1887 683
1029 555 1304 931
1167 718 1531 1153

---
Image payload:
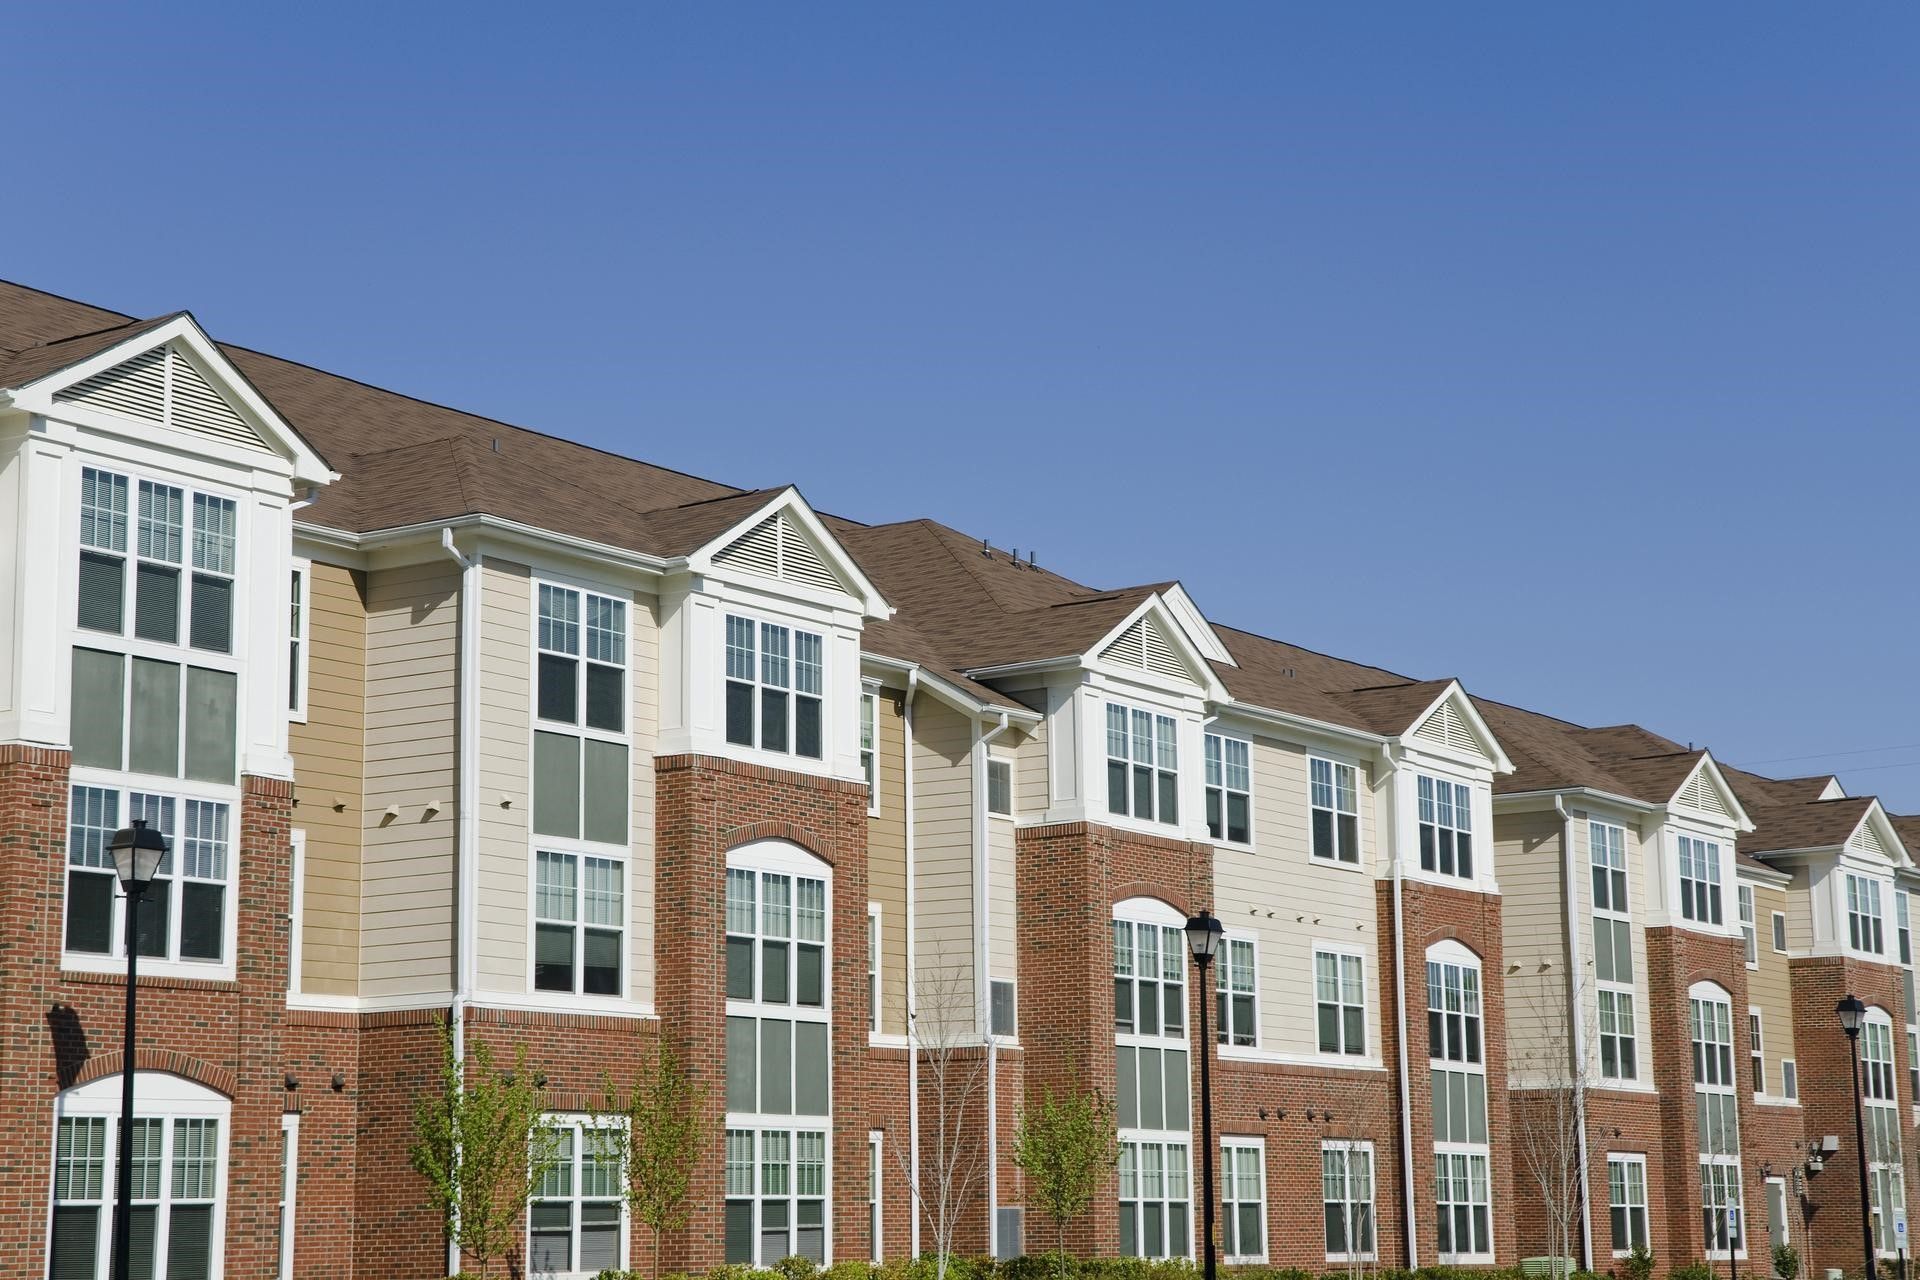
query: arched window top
1114 895 1186 928
728 838 831 880
1688 979 1732 1005
1864 1004 1895 1028
1425 938 1481 970
58 1071 230 1115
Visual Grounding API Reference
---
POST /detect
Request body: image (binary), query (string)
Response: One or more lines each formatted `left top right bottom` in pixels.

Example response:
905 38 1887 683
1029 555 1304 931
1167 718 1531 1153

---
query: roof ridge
2 312 166 358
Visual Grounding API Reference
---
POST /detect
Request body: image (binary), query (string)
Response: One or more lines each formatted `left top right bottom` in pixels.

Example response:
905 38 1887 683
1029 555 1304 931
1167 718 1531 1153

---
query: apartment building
0 277 1912 1280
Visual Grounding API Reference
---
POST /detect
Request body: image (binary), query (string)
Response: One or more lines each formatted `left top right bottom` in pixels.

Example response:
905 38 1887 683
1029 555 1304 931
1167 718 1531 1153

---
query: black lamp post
108 818 167 1280
1184 910 1223 1280
1838 994 1878 1280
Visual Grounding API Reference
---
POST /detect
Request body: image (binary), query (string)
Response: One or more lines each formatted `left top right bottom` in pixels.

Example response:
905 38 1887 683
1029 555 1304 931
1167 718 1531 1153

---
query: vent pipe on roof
980 537 991 559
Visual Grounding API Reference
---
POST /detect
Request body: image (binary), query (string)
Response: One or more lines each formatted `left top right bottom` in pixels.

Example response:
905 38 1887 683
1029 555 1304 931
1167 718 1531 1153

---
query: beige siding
1497 808 1570 1083
912 695 976 1033
1213 734 1382 1059
986 726 1028 983
867 689 908 1037
289 561 365 996
1569 810 1653 1086
1748 881 1798 1097
474 560 532 994
628 591 659 1007
360 559 459 997
1013 695 1049 816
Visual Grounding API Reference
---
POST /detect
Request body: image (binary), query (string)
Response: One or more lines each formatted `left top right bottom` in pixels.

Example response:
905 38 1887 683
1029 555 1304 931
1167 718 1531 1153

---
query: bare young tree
1510 954 1600 1277
892 963 992 1280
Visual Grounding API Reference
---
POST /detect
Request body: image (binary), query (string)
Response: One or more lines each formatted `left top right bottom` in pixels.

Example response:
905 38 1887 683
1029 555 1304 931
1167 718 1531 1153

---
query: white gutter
299 512 674 575
439 526 481 1279
974 709 1011 1255
1556 796 1593 1270
1385 744 1419 1266
904 669 922 1258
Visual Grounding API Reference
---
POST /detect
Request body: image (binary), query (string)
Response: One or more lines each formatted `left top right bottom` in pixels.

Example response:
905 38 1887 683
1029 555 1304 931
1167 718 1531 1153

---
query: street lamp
108 818 167 1280
1184 910 1223 1280
1838 994 1878 1280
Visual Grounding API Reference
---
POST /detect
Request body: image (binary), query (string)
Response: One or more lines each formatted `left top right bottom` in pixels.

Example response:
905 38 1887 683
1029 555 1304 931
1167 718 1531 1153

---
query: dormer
1380 682 1512 892
1641 754 1752 937
657 487 889 782
1747 799 1911 963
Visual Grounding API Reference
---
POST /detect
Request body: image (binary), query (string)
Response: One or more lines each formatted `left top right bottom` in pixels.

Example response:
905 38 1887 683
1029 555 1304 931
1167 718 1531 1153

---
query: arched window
724 841 832 1266
1690 981 1743 1259
50 1073 230 1280
1427 940 1490 1262
1113 897 1192 1260
1862 1007 1905 1255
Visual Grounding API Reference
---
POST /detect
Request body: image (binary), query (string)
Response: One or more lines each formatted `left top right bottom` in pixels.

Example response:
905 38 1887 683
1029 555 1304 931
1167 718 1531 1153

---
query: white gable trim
1159 583 1235 667
1405 683 1513 775
4 314 333 485
1669 754 1754 832
684 487 890 619
1847 803 1910 868
1088 593 1229 702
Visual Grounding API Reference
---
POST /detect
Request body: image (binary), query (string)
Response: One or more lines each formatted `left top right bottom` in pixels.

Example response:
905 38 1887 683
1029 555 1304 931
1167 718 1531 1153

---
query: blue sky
11 5 1920 803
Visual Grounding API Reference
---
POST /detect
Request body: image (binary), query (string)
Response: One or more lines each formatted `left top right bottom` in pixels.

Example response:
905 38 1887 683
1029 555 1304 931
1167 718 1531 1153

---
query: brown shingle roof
0 312 181 388
1739 797 1876 855
1329 680 1458 737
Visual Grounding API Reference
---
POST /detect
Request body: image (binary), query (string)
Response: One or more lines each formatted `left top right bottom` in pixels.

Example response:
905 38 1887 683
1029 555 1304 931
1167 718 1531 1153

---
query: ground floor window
726 1127 828 1265
1700 1161 1745 1257
1221 1139 1265 1262
868 1131 882 1264
1435 1150 1491 1261
1609 1155 1648 1254
1322 1140 1375 1261
49 1074 228 1280
1871 1163 1906 1256
1119 1138 1190 1260
530 1120 623 1276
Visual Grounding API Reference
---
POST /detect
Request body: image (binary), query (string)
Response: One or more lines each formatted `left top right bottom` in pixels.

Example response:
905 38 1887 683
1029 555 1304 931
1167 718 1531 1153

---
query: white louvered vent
1413 699 1482 756
1104 619 1146 668
1676 766 1733 819
56 344 268 452
1141 616 1186 681
1850 820 1893 861
714 511 846 594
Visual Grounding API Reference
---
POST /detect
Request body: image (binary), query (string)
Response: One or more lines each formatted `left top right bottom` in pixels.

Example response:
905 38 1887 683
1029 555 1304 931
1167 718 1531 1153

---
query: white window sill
1401 868 1499 895
63 955 236 985
1308 853 1369 875
868 1032 910 1050
1754 1093 1801 1109
1327 1255 1377 1266
1438 1255 1495 1266
1217 1045 1386 1072
1592 1078 1658 1095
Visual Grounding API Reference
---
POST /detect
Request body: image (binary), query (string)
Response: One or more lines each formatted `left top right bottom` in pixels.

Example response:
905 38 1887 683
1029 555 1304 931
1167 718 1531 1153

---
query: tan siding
628 590 660 1006
1748 882 1798 1096
360 559 459 996
1497 808 1569 1083
866 689 908 1036
912 695 976 1034
986 725 1027 983
1213 735 1381 1059
1014 697 1049 815
289 561 365 996
474 561 532 994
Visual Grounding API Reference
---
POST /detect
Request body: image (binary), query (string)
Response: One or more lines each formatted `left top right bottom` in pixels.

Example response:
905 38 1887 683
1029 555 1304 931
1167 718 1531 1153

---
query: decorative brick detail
68 1048 240 1097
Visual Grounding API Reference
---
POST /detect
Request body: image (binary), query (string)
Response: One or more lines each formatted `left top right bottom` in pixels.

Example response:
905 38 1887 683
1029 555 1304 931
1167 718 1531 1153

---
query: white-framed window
725 614 824 759
1205 732 1251 845
1315 948 1366 1057
76 467 238 657
533 850 625 997
530 1119 624 1277
1322 1139 1375 1261
866 903 881 1034
65 786 232 966
1114 901 1191 1260
987 759 1013 817
1863 1010 1905 1255
1738 885 1757 966
1677 835 1723 926
1608 1154 1649 1255
1591 821 1637 1082
277 1112 298 1280
1902 894 1919 1105
1429 942 1490 1262
49 1072 230 1280
1221 1138 1266 1263
1749 1009 1765 1094
991 978 1018 1039
1416 775 1474 880
725 843 832 1266
1781 1059 1798 1101
868 1131 883 1264
860 689 879 813
1107 702 1178 826
1216 938 1256 1048
1848 874 1887 957
287 829 305 996
1311 758 1359 864
287 561 309 720
1772 911 1788 954
1692 985 1743 1258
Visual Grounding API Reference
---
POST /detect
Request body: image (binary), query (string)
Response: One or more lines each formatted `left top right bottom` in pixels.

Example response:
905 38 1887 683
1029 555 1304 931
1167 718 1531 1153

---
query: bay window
1114 905 1191 1259
1107 702 1178 826
1677 835 1723 926
1417 776 1473 880
725 615 824 759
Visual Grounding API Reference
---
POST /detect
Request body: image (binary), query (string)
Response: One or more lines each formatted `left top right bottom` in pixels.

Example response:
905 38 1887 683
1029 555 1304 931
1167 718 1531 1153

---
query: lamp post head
108 819 168 895
1185 909 1224 966
1836 993 1867 1039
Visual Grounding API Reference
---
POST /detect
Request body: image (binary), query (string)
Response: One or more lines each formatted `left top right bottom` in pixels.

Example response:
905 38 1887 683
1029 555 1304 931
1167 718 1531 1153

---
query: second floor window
1316 950 1366 1056
726 616 823 759
534 850 624 996
67 787 229 964
1417 776 1473 879
1428 957 1482 1064
1108 703 1177 826
1204 733 1250 844
1738 885 1757 964
1216 938 1256 1047
1849 875 1886 956
1310 758 1358 863
860 691 879 811
78 468 237 656
1677 835 1723 926
534 584 628 849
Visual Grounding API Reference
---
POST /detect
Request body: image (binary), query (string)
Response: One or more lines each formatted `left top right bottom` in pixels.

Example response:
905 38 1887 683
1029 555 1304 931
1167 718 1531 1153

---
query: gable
1100 613 1192 683
55 342 269 453
1412 698 1482 758
1850 819 1895 861
1675 763 1737 823
714 510 844 595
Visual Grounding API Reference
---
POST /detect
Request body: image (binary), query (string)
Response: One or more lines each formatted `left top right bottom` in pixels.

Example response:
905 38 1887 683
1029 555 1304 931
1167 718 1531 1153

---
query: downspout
1386 745 1420 1267
1557 796 1594 1271
974 709 1011 1255
439 527 480 1280
905 669 922 1258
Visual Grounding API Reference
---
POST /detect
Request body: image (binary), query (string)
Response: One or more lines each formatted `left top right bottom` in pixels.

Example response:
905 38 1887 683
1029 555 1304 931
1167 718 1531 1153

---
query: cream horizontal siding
627 591 659 1007
1213 733 1382 1060
867 688 908 1036
1748 881 1798 1096
1497 808 1569 1084
474 560 532 995
360 559 458 996
912 695 977 1034
1571 809 1654 1086
1014 697 1049 817
986 726 1027 984
288 561 365 997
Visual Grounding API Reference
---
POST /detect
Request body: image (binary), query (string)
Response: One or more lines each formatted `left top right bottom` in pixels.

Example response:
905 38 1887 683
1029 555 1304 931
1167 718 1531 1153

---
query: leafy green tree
594 1037 712 1279
409 1017 562 1279
1011 1076 1118 1280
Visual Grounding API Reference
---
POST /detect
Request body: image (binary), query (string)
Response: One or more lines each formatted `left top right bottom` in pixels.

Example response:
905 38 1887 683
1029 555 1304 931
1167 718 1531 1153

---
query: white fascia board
1206 699 1390 755
1681 754 1756 833
861 652 1040 726
5 314 336 487
1158 582 1235 667
962 655 1084 681
1405 681 1515 775
1493 787 1662 819
295 513 673 579
683 486 892 620
1855 803 1913 868
1735 857 1794 889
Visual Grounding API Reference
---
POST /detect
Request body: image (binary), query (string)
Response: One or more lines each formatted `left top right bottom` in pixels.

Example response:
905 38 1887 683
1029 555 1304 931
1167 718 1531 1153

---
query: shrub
1619 1246 1654 1280
1669 1262 1715 1280
773 1259 821 1280
1772 1245 1800 1280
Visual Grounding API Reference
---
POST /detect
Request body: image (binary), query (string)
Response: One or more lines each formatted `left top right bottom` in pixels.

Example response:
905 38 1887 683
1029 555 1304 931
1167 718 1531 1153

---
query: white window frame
1739 884 1758 968
987 757 1013 819
288 828 305 998
866 902 881 1038
278 1112 298 1280
1105 700 1180 828
287 558 310 722
1749 1008 1765 1095
1429 941 1491 1263
1847 873 1888 959
1863 1010 1904 1256
860 688 880 815
1677 834 1725 927
529 1115 627 1278
1221 1137 1267 1264
49 1072 231 1280
1114 899 1193 1261
1608 1153 1649 1257
1416 774 1476 882
1781 1059 1798 1101
1591 821 1638 1083
1322 1138 1376 1263
1772 910 1788 954
990 977 1019 1041
1692 984 1744 1260
1216 936 1257 1049
1205 731 1253 847
725 842 834 1267
1314 945 1367 1058
868 1130 883 1264
724 611 827 761
530 847 628 1000
1309 756 1360 865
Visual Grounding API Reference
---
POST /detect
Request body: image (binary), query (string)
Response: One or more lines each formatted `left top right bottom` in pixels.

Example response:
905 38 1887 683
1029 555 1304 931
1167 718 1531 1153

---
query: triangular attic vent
1413 699 1482 757
1850 819 1894 861
1675 766 1733 820
714 511 842 594
56 344 268 452
1101 614 1190 682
